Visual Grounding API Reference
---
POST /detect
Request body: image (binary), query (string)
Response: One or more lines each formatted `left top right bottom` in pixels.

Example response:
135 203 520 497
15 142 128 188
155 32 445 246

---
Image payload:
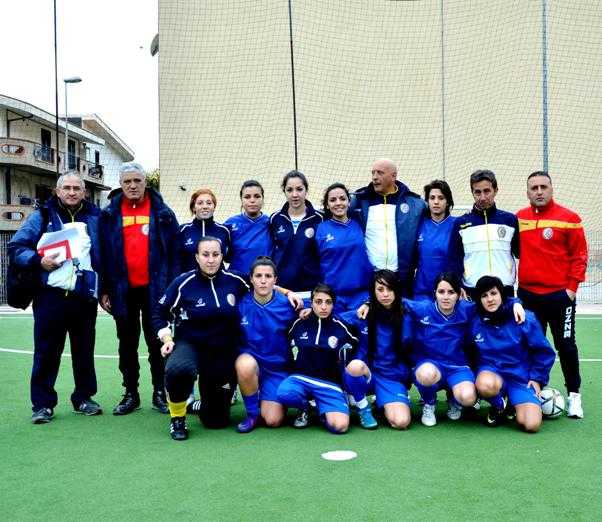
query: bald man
350 159 425 294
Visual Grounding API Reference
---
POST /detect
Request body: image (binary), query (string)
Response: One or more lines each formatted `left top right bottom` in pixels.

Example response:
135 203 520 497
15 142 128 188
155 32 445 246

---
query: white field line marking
1 347 600 362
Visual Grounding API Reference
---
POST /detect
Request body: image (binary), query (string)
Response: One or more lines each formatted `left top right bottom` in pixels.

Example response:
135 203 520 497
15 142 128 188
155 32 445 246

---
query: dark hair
322 182 350 219
249 255 277 278
433 271 462 297
368 270 403 360
240 180 264 198
311 283 336 305
470 169 498 191
281 170 309 192
189 188 217 214
474 275 506 317
527 171 552 184
423 179 454 216
197 235 223 253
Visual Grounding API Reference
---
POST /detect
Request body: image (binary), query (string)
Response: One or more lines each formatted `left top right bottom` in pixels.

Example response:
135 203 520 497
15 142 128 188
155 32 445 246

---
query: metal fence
0 231 14 305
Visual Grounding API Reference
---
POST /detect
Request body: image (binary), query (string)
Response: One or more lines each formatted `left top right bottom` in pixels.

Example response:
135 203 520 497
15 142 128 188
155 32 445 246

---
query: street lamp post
63 76 82 173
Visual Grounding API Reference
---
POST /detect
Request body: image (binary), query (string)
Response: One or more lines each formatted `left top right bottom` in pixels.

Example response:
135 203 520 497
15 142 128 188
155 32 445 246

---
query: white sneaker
567 392 583 419
421 403 437 427
446 401 462 421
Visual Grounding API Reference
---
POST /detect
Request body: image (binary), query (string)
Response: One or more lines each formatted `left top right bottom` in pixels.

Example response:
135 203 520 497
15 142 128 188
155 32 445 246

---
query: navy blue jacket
350 180 425 288
177 217 231 273
288 313 357 386
99 188 179 320
154 268 249 351
8 196 102 301
269 201 323 292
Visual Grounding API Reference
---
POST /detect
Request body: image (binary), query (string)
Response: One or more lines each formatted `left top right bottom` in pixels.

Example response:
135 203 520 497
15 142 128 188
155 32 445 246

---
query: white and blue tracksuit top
403 298 475 367
470 309 555 385
238 291 297 371
154 268 249 349
341 311 409 383
451 204 520 289
315 218 373 297
288 314 357 386
224 212 272 276
269 201 323 292
413 215 460 299
177 217 231 273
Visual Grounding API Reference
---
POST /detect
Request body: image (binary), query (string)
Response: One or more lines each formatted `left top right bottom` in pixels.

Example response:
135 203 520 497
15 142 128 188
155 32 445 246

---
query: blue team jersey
238 291 297 370
470 309 555 385
177 217 231 273
316 218 373 298
341 311 409 383
403 298 475 367
413 215 458 299
288 314 357 385
224 212 272 275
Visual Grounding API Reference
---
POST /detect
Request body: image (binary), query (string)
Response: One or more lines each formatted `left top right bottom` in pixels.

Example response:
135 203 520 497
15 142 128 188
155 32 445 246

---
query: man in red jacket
516 171 588 419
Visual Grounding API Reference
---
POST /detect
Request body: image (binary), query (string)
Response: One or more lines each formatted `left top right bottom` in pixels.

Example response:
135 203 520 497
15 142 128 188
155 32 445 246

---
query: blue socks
415 382 438 405
344 373 369 409
242 392 260 418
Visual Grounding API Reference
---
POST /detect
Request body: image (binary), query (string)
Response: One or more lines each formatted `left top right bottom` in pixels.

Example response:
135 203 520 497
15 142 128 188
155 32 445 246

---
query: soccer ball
540 388 565 418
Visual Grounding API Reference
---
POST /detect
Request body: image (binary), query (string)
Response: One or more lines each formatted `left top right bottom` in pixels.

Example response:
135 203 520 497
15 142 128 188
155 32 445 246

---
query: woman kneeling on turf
471 276 555 432
277 284 374 434
342 270 411 429
155 237 250 440
235 257 298 433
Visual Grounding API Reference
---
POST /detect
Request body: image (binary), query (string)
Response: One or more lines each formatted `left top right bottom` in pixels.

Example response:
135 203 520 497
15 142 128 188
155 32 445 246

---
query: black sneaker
112 391 141 415
170 416 188 441
486 397 508 427
152 390 169 414
186 398 202 414
74 399 103 416
32 407 53 424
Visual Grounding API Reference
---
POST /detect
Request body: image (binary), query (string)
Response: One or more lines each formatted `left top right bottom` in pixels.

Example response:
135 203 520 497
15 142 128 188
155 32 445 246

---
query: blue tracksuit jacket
224 212 272 276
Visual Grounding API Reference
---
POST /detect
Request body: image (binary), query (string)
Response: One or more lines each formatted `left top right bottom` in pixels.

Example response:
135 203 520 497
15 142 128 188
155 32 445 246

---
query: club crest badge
227 293 236 306
305 227 315 238
141 223 150 236
497 226 506 238
328 336 339 348
399 203 409 214
542 227 553 240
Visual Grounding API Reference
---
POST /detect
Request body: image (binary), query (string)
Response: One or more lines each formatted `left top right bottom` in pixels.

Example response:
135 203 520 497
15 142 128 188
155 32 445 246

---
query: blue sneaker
358 405 378 429
237 415 259 433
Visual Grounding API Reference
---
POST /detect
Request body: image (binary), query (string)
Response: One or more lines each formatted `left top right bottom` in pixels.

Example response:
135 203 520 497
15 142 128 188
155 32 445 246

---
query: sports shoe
446 400 462 421
170 416 188 441
112 391 141 415
486 397 508 427
152 390 169 414
358 405 378 429
567 392 583 419
186 398 202 414
421 403 437 427
231 388 239 405
293 409 309 428
73 399 103 416
237 415 260 433
32 407 53 424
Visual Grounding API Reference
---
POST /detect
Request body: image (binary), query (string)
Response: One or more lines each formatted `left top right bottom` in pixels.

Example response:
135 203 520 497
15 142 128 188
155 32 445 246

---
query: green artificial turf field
1 313 601 521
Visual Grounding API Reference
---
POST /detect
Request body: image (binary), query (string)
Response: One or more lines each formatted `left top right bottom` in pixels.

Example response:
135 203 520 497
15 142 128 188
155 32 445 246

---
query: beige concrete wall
159 0 601 233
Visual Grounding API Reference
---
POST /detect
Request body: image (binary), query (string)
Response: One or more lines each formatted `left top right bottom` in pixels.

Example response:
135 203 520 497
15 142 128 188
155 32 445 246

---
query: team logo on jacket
195 298 206 307
474 333 484 343
185 238 194 246
361 326 368 335
399 203 409 214
420 316 430 325
542 227 553 240
141 223 150 236
497 226 506 238
328 336 339 348
305 227 315 238
417 234 423 242
277 225 285 234
241 316 249 326
230 223 238 230
325 233 335 242
159 295 166 304
180 310 189 321
299 331 309 340
227 294 236 306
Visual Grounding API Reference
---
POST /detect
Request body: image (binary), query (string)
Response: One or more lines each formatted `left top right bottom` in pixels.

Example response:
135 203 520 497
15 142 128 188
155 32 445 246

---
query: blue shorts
369 372 410 408
277 374 350 415
477 366 541 406
414 359 475 390
258 366 288 403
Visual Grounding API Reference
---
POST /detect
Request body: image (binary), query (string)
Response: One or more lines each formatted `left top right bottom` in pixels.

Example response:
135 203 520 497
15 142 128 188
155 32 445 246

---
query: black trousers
518 287 581 393
31 287 98 411
115 285 164 393
165 339 236 429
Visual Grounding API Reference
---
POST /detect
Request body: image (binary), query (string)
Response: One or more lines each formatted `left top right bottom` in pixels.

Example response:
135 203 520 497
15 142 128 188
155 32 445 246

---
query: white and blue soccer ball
540 388 566 418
